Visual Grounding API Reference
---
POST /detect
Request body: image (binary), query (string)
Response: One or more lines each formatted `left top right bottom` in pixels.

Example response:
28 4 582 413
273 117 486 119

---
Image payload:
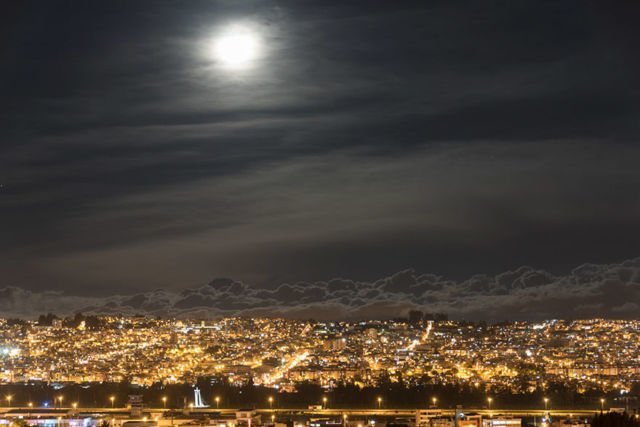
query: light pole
432 397 437 408
323 397 328 409
268 396 274 409
58 395 64 409
544 397 549 412
600 398 605 412
6 395 12 408
487 397 493 413
162 396 167 409
377 397 382 409
215 396 220 409
110 396 115 409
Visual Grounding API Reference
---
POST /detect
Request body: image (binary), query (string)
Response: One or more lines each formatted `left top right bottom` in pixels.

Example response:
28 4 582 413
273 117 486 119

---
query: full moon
212 25 261 70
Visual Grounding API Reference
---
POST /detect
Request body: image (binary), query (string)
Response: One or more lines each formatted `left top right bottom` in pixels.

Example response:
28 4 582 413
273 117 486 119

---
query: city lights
0 317 638 394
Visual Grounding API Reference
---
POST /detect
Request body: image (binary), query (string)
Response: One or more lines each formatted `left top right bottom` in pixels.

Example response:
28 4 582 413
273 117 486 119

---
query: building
416 410 442 427
323 337 347 351
482 418 521 427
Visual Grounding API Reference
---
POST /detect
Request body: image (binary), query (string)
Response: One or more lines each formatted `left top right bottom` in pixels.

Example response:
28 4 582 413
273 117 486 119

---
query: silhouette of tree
591 412 640 427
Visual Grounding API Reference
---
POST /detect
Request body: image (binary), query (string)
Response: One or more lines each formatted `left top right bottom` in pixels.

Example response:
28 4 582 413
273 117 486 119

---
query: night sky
2 1 640 320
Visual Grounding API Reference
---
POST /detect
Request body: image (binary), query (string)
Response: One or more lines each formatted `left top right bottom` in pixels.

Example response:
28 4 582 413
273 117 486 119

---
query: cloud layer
2 1 640 296
1 257 639 321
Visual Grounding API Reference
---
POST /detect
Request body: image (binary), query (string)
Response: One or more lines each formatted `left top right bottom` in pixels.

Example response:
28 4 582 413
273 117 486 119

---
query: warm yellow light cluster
0 317 638 392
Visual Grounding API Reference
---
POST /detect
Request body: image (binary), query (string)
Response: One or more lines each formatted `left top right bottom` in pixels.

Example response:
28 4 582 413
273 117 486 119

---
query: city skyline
4 3 640 427
1 316 638 395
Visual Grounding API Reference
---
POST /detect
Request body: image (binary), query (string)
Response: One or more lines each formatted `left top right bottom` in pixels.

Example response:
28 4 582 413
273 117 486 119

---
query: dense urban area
1 316 639 395
2 316 640 427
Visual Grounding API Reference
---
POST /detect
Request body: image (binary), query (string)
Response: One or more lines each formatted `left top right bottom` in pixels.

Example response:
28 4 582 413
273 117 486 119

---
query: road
0 407 605 418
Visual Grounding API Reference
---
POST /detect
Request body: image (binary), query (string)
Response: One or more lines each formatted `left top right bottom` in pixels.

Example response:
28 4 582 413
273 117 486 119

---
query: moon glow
212 25 261 70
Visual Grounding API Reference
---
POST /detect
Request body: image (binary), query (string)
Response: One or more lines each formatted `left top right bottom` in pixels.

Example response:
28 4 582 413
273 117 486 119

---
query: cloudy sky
1 1 640 319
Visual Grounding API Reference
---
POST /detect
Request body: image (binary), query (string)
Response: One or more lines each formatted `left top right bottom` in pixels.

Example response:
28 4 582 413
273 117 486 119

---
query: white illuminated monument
212 25 261 70
193 387 209 408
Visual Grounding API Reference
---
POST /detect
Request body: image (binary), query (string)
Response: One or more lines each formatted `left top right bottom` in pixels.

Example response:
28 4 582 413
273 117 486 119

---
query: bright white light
212 26 260 69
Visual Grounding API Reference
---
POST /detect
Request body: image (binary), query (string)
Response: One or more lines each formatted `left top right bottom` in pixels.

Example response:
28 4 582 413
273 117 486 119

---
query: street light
377 397 382 409
162 396 167 409
544 397 549 412
58 395 64 409
323 397 328 409
5 395 12 407
215 396 220 409
487 397 493 411
432 397 437 408
72 402 78 410
268 396 274 409
600 398 605 412
110 396 115 409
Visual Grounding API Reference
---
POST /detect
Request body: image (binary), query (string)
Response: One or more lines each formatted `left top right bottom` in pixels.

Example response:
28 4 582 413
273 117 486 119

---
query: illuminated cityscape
1 316 639 393
3 0 640 426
